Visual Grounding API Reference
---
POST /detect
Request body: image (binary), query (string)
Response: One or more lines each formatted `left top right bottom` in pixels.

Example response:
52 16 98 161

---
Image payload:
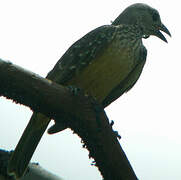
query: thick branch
0 59 138 180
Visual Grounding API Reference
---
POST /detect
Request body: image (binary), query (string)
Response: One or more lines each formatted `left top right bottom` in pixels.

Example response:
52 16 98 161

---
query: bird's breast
67 40 140 103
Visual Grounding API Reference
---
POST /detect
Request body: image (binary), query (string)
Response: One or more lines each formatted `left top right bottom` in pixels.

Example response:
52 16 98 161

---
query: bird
7 3 171 179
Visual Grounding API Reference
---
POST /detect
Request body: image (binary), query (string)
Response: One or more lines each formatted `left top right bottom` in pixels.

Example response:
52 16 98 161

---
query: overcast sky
0 0 180 180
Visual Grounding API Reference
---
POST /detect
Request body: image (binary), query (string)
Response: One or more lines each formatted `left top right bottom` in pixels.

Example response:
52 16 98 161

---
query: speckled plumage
8 3 171 179
47 24 145 106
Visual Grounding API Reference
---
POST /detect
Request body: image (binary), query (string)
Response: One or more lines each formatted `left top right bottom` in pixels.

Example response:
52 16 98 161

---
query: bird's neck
115 24 143 46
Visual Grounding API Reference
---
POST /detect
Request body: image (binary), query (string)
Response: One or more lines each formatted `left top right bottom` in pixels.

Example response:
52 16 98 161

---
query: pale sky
0 0 180 180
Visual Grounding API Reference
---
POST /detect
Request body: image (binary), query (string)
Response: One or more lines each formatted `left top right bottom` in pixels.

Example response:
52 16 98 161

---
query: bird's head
112 3 171 42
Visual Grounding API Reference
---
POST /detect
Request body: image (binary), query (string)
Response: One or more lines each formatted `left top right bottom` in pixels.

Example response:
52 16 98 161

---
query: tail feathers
7 113 50 179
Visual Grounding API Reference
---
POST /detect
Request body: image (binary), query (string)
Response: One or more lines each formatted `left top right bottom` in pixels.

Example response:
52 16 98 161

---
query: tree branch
0 59 138 180
0 149 64 180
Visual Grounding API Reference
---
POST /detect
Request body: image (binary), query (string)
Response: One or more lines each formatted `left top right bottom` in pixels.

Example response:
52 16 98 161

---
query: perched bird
8 3 171 178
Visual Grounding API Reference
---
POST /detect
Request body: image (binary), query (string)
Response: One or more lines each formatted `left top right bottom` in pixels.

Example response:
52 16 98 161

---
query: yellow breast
67 41 136 103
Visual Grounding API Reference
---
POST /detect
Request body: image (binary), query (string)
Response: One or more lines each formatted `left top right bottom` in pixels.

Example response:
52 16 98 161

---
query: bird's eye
152 12 159 21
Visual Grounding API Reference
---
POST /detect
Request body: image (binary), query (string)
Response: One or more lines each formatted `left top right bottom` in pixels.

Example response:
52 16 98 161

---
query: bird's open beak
155 23 171 43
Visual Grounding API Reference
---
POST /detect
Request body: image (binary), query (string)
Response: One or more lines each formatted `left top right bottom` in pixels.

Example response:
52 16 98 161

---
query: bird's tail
7 113 50 179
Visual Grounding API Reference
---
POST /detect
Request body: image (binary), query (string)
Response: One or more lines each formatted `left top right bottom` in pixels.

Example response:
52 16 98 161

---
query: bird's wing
46 25 117 83
102 45 147 108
